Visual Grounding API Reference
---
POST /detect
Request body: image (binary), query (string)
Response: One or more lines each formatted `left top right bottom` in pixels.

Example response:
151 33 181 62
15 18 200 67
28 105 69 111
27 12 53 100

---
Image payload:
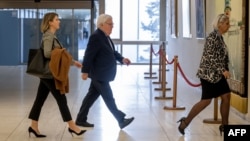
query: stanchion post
203 98 221 124
153 43 168 85
153 44 163 84
155 43 172 100
164 56 185 110
144 43 157 79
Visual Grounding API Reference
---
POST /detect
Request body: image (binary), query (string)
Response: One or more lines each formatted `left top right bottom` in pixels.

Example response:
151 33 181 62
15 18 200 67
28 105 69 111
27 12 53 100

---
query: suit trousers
28 78 72 122
76 80 126 124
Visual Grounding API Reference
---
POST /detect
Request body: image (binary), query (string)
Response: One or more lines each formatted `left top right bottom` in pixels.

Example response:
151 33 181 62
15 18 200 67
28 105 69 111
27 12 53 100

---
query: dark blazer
82 28 124 82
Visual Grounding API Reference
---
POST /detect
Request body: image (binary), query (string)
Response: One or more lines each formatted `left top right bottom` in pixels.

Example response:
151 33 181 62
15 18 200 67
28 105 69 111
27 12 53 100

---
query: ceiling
0 0 93 1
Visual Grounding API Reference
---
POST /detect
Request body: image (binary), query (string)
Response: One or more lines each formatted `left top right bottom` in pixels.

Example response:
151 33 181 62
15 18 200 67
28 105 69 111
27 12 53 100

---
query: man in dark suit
76 14 134 129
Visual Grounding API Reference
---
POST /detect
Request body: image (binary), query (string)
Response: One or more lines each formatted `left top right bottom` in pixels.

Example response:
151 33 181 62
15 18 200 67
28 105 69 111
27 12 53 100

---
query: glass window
74 9 91 61
0 0 94 65
0 8 91 64
105 0 160 41
104 0 161 64
105 0 120 39
122 44 159 63
122 0 160 41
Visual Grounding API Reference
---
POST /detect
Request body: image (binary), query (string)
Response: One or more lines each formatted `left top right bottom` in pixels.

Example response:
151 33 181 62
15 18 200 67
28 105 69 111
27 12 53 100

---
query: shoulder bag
26 42 52 78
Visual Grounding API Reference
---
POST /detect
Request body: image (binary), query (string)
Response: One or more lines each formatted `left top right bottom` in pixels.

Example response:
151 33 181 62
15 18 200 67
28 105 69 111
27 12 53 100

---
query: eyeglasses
105 22 114 26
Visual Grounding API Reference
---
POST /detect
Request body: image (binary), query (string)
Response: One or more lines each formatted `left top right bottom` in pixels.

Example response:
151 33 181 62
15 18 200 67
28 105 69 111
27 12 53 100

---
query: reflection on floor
0 65 249 141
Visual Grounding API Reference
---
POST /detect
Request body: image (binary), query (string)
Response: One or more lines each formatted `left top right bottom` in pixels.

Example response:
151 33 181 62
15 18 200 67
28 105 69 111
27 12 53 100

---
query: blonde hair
96 13 112 28
212 14 229 30
40 12 58 33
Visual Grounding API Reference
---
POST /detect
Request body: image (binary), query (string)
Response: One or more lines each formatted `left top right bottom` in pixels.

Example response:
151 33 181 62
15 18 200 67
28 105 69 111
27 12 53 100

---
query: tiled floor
0 65 249 141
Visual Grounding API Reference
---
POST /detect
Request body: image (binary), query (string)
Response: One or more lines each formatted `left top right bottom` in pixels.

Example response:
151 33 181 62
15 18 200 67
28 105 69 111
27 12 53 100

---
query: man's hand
122 58 131 65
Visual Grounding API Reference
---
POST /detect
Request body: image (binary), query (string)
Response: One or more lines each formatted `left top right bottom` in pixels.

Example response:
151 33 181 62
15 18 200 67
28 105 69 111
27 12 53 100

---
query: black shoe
177 117 187 135
219 125 224 136
119 117 134 129
76 121 94 127
28 127 46 138
68 128 86 137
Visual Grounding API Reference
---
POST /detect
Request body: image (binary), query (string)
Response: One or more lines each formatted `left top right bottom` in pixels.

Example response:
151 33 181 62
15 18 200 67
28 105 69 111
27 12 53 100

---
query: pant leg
76 81 100 124
28 79 50 121
41 79 72 122
93 80 126 123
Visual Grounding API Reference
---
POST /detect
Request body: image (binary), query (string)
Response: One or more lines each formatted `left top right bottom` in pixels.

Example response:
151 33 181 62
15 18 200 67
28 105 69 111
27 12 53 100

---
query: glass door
0 1 93 65
22 8 91 63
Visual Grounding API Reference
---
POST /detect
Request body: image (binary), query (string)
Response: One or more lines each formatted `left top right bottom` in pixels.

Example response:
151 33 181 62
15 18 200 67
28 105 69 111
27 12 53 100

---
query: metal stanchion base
158 69 169 71
163 106 185 110
155 96 173 100
152 82 168 84
154 88 171 91
203 119 222 124
144 76 158 79
144 72 157 74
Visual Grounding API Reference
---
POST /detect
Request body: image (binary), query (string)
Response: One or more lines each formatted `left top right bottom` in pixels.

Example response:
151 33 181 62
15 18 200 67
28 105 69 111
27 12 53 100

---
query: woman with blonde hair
177 13 231 136
28 12 85 137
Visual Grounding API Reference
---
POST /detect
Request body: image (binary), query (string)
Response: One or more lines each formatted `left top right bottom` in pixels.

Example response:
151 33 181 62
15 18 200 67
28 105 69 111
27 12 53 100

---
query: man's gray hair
97 14 112 28
212 14 229 30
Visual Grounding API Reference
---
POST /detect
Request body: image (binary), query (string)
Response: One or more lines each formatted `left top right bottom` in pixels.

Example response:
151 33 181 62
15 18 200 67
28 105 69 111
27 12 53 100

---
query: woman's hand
81 73 88 80
74 61 82 68
223 70 230 79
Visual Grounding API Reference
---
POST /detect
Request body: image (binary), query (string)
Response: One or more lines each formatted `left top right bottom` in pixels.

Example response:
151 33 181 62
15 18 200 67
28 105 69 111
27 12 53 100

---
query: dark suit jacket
81 28 124 82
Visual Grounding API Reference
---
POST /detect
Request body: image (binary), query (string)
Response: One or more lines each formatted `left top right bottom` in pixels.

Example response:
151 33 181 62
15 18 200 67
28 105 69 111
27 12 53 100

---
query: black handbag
26 43 52 79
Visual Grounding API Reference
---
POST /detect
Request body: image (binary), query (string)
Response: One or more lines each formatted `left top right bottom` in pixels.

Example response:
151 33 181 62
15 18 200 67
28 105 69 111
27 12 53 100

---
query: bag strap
53 38 63 49
40 37 62 50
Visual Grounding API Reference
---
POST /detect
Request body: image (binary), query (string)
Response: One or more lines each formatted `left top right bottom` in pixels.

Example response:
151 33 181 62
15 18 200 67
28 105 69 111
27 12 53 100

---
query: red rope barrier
157 49 175 64
150 43 174 64
177 63 201 87
151 45 160 56
165 58 175 65
149 44 200 88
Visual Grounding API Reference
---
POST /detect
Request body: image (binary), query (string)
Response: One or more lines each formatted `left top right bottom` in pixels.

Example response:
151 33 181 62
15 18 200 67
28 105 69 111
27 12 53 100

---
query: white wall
166 0 204 84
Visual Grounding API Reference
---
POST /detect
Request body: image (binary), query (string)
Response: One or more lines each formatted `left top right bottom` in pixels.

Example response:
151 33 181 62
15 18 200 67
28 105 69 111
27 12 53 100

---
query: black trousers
76 80 126 124
28 78 72 122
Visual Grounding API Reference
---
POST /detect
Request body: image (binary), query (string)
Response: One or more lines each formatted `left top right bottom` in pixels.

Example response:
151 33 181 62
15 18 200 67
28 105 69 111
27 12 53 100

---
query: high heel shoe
219 125 224 136
28 127 46 138
68 128 86 137
177 117 188 135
